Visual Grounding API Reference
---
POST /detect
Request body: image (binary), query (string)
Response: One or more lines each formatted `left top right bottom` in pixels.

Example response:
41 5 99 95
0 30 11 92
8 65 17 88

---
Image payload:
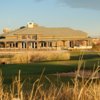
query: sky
0 0 100 37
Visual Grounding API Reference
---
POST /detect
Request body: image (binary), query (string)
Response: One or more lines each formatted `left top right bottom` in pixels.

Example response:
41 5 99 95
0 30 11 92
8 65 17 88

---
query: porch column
26 41 28 49
11 42 14 48
51 41 56 49
15 42 18 48
30 42 33 48
34 42 36 48
18 42 22 49
46 42 49 48
65 41 70 48
37 41 41 49
32 42 36 48
21 42 26 49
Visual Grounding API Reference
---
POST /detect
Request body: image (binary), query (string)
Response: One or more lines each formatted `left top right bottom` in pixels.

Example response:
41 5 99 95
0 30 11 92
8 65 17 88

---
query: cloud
33 0 100 10
59 0 100 10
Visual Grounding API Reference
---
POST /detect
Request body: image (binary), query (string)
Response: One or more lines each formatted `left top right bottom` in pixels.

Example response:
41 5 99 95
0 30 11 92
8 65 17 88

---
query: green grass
0 59 99 75
0 51 100 84
0 62 76 76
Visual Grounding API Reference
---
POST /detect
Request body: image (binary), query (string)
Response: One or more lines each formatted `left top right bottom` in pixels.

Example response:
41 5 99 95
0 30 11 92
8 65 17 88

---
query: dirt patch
53 70 100 79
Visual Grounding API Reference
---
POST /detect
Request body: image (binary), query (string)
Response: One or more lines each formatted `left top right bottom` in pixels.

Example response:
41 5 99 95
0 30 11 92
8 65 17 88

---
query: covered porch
0 38 92 51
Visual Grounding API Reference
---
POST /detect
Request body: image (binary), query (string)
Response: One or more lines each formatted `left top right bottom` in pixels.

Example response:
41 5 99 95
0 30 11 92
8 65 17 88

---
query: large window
22 35 27 39
32 35 37 40
27 35 31 39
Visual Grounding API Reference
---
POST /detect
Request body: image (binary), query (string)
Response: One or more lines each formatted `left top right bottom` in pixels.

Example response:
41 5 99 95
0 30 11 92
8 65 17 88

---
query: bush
30 51 70 62
92 44 100 51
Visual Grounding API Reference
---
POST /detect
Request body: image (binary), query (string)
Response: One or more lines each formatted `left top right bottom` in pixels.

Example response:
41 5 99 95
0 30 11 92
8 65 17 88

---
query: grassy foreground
0 67 100 100
0 51 100 100
0 51 100 83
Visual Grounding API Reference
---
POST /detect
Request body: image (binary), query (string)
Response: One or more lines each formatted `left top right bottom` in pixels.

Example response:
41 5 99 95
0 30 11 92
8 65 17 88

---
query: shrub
11 51 70 64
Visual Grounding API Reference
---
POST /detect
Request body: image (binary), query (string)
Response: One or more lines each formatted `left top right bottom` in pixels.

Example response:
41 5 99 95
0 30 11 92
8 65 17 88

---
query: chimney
3 28 10 33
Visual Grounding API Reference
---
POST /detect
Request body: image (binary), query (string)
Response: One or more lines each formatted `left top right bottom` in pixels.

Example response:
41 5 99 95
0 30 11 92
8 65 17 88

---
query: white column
33 42 36 48
30 42 32 48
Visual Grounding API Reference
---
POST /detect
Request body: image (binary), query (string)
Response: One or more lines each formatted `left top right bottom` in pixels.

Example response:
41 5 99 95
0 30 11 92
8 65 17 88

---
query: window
22 35 26 39
32 35 37 40
27 35 31 39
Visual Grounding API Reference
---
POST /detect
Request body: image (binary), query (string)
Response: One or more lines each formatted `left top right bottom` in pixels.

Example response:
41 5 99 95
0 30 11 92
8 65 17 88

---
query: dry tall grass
12 51 70 64
0 65 100 100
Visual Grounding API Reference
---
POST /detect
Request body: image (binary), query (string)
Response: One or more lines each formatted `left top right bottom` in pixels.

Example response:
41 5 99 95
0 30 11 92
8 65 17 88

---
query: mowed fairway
0 51 100 84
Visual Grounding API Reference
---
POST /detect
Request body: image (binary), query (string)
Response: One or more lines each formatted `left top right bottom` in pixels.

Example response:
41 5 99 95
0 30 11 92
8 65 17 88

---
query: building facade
0 22 92 51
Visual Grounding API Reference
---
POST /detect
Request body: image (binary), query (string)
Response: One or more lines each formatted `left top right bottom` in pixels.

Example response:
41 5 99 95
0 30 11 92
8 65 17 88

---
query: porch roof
0 38 92 42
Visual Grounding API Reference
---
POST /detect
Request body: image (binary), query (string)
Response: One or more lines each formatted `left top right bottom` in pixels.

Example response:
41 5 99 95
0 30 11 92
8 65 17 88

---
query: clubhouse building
0 22 92 51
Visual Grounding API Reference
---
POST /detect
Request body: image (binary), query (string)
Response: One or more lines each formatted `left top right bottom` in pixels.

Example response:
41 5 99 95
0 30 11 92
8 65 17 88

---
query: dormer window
27 22 34 28
27 22 38 28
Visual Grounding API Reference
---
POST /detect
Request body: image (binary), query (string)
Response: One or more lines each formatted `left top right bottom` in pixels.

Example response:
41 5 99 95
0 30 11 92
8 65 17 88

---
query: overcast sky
0 0 100 36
